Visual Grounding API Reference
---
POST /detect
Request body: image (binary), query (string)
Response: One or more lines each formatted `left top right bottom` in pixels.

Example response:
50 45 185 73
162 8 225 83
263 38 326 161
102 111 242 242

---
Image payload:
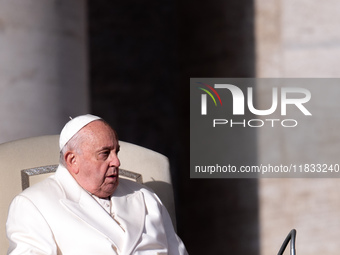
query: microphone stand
277 229 297 255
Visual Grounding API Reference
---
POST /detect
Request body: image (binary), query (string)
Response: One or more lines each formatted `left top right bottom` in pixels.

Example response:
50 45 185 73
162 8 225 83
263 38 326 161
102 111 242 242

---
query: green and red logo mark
197 82 222 115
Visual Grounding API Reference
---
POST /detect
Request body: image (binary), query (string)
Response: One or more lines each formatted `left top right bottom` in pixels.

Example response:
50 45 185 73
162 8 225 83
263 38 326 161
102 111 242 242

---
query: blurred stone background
1 0 340 254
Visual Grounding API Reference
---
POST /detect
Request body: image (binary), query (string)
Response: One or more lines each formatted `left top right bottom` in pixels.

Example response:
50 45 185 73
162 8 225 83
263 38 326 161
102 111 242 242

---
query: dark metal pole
277 229 296 255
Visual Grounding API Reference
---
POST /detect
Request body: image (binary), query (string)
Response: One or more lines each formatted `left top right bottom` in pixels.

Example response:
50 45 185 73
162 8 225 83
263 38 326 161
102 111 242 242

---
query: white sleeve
158 196 188 255
6 195 58 255
139 184 189 255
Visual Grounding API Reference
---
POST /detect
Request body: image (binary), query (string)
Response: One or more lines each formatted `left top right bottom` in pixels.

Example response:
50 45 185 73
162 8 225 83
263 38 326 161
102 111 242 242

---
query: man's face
72 121 120 198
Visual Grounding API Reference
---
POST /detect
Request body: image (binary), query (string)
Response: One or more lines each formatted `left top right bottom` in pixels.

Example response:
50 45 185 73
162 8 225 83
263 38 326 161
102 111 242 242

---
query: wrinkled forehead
79 120 119 147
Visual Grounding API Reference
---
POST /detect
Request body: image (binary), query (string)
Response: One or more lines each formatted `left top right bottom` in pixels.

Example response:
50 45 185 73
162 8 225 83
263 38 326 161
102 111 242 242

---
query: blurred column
255 1 340 255
0 0 89 143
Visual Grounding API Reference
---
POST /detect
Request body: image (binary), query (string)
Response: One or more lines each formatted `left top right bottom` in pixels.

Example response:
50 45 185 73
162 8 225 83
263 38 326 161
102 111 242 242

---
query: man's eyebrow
97 145 120 152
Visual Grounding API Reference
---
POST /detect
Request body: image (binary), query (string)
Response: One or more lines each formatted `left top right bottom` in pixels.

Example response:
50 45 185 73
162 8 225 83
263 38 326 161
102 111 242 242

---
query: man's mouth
105 168 119 182
106 173 118 181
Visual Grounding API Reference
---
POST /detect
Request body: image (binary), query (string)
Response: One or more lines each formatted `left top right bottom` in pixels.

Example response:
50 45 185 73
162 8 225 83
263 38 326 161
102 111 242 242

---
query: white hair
59 130 84 167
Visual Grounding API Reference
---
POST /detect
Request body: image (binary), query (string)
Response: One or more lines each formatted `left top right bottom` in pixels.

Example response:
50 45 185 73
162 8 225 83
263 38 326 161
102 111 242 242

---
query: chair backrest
0 135 175 254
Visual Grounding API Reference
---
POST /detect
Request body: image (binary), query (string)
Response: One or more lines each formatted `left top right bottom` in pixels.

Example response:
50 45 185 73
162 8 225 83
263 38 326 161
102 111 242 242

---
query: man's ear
64 151 79 174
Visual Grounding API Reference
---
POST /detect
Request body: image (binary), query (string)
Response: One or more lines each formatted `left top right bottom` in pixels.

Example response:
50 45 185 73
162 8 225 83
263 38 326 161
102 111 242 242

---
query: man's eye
98 151 110 159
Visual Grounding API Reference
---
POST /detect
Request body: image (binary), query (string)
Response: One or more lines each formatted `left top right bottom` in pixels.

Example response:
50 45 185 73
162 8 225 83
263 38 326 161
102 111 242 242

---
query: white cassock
6 165 188 255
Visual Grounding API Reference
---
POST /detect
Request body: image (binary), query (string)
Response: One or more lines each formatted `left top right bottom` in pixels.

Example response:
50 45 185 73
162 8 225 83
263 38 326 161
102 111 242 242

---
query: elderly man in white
6 114 188 255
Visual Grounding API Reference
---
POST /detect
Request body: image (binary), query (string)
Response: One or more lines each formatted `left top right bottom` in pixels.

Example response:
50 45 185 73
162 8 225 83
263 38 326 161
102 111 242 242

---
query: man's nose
109 153 120 167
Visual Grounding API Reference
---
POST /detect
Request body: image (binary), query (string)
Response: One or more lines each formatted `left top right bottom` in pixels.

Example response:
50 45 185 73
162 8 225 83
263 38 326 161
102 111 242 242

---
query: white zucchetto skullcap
59 114 101 151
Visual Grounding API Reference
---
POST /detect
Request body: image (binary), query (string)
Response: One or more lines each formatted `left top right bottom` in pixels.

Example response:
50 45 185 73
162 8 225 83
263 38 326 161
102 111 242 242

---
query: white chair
0 135 176 254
